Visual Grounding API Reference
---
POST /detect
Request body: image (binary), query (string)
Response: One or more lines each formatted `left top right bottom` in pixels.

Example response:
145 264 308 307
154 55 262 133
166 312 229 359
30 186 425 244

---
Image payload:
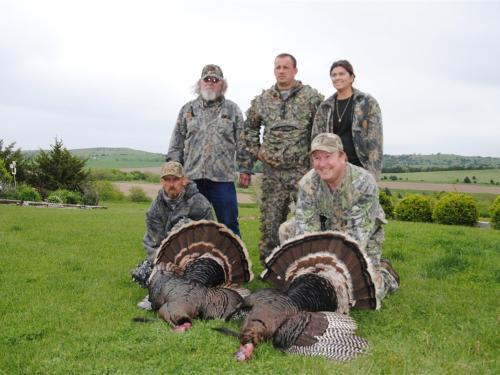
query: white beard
200 88 220 101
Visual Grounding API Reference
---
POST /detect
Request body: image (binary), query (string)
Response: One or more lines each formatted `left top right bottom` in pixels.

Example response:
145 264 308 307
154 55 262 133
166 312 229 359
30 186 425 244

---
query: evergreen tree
0 140 27 182
28 139 89 191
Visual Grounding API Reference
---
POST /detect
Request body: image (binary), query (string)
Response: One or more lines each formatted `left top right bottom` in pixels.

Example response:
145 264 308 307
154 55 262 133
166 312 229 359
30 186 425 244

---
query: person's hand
238 173 251 188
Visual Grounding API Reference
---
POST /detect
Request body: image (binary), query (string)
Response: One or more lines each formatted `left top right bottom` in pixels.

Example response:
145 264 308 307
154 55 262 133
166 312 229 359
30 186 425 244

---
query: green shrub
0 159 13 183
488 195 500 230
432 193 479 226
95 181 125 201
128 187 151 203
16 185 42 202
49 189 83 204
81 182 100 206
394 194 433 222
379 190 394 218
47 194 63 204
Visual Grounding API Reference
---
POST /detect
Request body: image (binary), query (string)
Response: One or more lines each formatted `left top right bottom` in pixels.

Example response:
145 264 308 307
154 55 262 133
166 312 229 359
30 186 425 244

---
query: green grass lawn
1 202 499 374
382 168 500 185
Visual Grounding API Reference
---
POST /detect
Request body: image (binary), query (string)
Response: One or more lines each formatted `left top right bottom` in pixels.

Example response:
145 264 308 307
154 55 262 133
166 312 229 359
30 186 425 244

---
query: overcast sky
1 0 499 156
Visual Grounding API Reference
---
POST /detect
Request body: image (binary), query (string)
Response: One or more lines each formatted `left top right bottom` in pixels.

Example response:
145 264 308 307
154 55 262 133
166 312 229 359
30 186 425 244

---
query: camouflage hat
201 64 224 79
310 133 344 154
160 161 185 178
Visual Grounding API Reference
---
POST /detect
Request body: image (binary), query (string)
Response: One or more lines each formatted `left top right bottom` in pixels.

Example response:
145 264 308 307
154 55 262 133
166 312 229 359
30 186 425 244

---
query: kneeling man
279 133 399 302
132 161 213 307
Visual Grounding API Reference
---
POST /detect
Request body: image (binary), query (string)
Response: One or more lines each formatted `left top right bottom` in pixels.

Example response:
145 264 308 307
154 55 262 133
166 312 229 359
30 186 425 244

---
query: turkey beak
235 343 254 362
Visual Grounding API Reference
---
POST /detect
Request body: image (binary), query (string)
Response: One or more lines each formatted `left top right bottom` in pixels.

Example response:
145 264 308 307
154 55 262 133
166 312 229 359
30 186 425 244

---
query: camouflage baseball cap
160 161 185 178
201 64 224 79
310 133 344 154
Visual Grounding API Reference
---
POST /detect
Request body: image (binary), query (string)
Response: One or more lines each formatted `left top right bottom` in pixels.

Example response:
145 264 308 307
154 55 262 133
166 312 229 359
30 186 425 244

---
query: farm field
73 148 164 169
381 169 500 185
1 202 498 374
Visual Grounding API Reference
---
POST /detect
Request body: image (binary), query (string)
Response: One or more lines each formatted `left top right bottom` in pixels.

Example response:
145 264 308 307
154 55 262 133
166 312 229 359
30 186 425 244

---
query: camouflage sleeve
365 96 383 179
294 183 321 235
234 105 253 174
343 174 382 251
243 98 263 165
310 91 325 119
311 102 330 141
143 207 165 261
188 193 214 221
166 106 187 163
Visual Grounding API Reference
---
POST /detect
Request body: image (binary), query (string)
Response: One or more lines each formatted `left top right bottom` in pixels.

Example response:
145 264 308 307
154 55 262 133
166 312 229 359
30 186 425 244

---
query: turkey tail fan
275 311 369 362
154 220 253 285
261 231 379 311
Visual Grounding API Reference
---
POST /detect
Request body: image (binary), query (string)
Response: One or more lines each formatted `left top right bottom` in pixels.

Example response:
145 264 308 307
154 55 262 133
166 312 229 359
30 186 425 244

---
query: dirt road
118 167 500 196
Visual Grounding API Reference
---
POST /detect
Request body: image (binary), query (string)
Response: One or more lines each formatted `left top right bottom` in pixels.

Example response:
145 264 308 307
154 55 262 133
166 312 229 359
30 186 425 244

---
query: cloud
0 0 499 156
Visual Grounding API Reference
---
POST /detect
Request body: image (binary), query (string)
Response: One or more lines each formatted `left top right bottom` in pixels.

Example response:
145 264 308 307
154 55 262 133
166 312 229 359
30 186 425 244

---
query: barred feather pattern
238 288 369 362
284 312 369 361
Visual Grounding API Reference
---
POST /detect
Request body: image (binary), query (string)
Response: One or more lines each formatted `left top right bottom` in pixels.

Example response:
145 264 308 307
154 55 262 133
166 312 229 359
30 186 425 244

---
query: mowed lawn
0 202 498 374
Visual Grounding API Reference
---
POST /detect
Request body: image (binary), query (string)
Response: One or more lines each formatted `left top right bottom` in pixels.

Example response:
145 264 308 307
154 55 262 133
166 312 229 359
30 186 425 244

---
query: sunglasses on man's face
203 76 220 83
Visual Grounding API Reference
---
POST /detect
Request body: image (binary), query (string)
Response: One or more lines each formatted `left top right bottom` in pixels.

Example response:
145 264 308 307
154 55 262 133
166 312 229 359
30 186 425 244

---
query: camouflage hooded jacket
244 81 323 170
311 88 383 179
293 163 387 252
167 96 252 181
143 182 213 261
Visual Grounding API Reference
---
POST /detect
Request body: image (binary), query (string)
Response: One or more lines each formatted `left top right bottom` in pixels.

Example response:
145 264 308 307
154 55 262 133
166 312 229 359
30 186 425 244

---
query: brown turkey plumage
232 232 374 361
148 220 253 331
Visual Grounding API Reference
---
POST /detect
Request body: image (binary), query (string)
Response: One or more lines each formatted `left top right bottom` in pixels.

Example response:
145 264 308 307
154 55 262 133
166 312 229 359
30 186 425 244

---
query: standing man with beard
167 65 251 237
244 53 324 264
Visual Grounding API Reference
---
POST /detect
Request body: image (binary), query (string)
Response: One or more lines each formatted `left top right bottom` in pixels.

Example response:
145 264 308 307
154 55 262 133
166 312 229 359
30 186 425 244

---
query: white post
9 161 17 189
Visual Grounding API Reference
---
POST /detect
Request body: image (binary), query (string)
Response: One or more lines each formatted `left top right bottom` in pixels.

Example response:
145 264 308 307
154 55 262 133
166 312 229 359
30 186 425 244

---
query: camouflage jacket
294 163 386 251
167 96 252 181
244 81 323 170
143 182 213 260
311 88 383 179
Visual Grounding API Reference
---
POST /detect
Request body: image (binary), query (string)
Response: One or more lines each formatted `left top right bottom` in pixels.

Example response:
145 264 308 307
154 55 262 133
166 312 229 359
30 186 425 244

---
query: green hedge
394 194 433 222
489 195 500 230
432 193 479 226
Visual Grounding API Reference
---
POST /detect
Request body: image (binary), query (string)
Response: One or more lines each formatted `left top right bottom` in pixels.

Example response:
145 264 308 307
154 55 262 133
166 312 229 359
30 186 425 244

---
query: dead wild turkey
232 231 375 361
148 220 253 331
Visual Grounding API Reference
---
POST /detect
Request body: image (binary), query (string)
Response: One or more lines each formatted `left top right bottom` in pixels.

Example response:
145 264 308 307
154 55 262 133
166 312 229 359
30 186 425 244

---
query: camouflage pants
359 226 399 300
259 164 309 263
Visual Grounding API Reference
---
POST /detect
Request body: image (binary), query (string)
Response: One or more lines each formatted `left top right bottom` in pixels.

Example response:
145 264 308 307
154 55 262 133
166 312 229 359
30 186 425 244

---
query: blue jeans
194 179 240 237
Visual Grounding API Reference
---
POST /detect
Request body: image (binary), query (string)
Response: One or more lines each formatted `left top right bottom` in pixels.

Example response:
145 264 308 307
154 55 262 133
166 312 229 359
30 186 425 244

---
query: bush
128 187 151 203
16 185 42 202
48 189 83 204
81 182 100 206
379 190 394 218
394 194 433 222
432 193 479 226
27 138 89 191
95 181 125 201
47 194 63 204
488 196 500 230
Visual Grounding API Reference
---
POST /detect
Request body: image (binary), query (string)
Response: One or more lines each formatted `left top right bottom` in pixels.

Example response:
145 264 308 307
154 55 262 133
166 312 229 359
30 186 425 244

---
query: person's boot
137 294 152 310
380 259 400 285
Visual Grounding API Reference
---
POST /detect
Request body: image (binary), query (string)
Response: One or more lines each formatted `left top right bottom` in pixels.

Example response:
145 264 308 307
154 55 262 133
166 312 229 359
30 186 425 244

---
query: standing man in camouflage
132 161 213 309
167 64 252 237
279 133 399 302
244 53 323 263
